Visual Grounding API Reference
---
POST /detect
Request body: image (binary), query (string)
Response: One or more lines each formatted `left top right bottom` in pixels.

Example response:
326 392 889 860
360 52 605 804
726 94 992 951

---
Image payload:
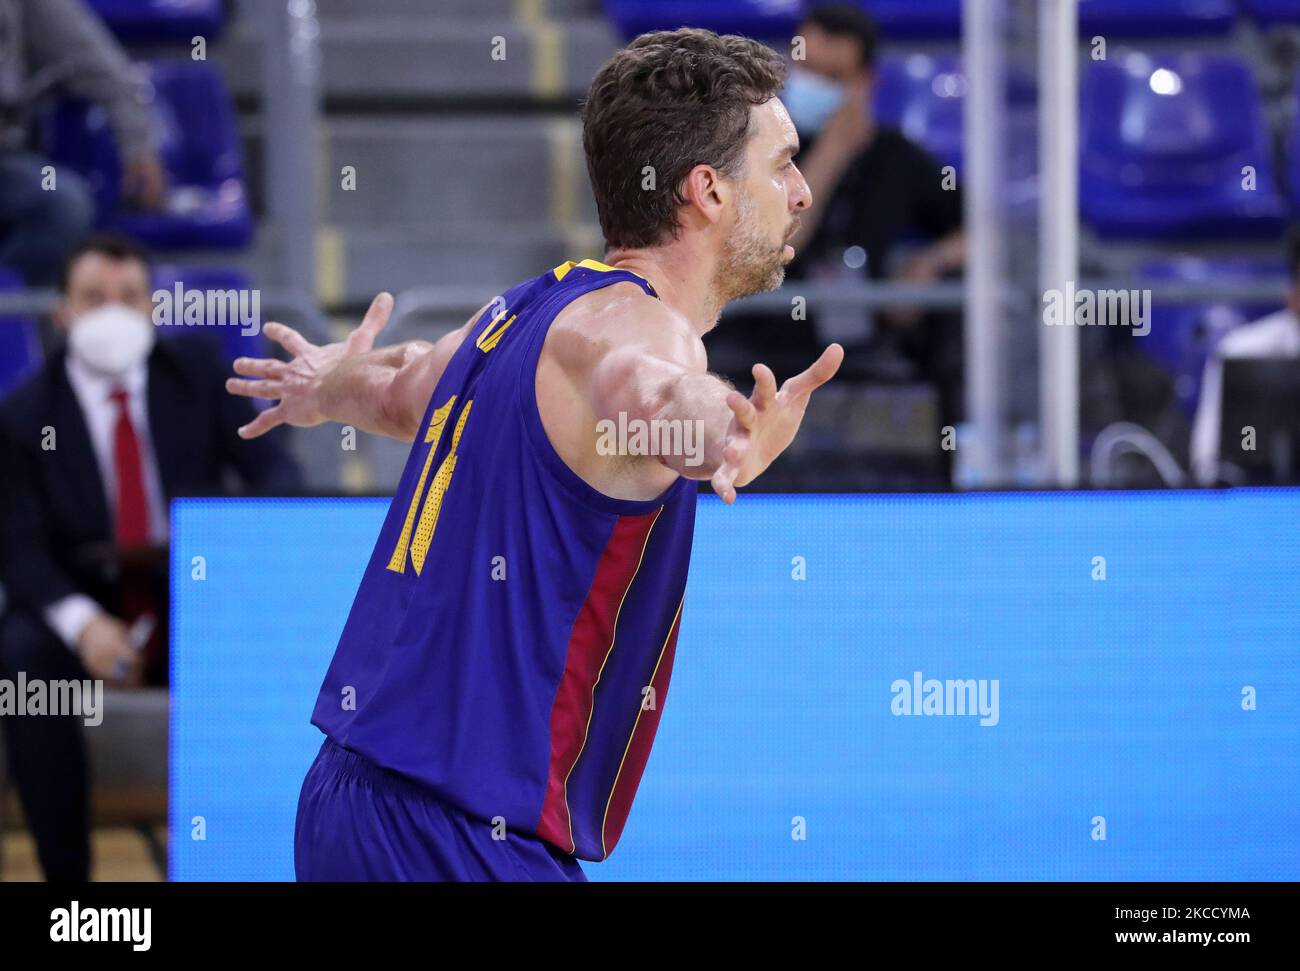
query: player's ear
683 163 727 227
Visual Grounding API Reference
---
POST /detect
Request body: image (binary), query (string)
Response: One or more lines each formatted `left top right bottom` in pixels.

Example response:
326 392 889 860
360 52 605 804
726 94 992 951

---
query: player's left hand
710 343 845 503
226 292 394 438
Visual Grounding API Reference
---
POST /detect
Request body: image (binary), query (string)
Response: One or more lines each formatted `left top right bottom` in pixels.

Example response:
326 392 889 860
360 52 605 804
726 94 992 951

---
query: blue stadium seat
0 266 43 400
873 54 1036 172
43 60 253 250
1241 0 1300 26
602 1 960 41
1139 258 1284 413
1077 0 1237 37
859 0 961 39
1284 74 1300 213
874 54 966 168
1080 53 1286 240
150 265 268 363
84 0 226 44
602 0 802 39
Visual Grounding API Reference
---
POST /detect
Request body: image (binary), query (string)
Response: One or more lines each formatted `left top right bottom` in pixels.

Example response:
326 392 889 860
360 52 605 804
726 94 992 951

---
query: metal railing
383 276 1287 334
5 273 1287 491
0 287 332 343
379 273 1290 490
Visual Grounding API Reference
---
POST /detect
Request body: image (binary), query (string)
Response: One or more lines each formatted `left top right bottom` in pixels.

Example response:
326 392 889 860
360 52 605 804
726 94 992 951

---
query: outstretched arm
226 294 482 441
589 303 843 503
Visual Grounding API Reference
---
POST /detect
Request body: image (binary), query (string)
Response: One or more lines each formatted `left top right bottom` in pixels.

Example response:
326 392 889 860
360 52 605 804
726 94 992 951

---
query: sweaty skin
538 281 700 502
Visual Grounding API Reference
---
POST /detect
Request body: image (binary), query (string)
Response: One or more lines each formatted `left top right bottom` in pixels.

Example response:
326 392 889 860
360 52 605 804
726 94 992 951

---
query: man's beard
714 194 790 306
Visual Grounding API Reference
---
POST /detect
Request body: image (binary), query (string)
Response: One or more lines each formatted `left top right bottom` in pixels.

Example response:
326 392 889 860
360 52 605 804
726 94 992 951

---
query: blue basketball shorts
294 737 587 882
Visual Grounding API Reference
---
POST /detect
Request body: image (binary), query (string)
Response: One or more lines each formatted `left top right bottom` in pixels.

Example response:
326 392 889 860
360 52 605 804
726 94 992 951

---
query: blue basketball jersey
311 259 697 861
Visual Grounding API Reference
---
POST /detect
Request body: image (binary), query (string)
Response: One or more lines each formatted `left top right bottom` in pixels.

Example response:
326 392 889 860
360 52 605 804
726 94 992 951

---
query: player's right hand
78 613 142 687
226 292 394 438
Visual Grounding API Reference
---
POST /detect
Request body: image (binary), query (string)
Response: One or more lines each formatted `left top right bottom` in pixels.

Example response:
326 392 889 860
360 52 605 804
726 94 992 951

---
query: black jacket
0 336 300 616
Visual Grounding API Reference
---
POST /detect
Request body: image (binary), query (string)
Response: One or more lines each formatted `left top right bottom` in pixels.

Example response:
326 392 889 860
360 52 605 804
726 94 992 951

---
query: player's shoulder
560 278 675 325
554 280 702 366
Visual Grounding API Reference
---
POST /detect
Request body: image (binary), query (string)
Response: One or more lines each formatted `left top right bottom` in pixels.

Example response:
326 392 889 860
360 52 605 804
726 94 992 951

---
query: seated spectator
1190 233 1300 485
784 4 965 311
710 2 965 478
0 233 300 881
0 0 166 286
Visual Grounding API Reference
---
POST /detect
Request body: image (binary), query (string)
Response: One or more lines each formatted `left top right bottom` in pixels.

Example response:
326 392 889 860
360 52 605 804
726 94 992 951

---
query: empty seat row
84 0 227 43
604 0 1300 42
864 52 1294 239
43 50 1295 246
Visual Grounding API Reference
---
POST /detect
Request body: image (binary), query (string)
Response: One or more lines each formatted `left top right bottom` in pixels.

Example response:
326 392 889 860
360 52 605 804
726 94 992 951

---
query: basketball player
226 28 844 880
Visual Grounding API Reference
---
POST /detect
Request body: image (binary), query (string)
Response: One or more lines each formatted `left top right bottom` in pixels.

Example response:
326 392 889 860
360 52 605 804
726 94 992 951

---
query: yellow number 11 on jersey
386 394 474 575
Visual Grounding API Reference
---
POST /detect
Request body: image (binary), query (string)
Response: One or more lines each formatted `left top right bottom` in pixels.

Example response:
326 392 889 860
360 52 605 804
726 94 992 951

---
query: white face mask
67 304 156 377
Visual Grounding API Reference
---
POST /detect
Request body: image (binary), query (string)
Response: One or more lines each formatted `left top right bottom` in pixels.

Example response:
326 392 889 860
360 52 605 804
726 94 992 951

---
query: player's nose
791 168 812 211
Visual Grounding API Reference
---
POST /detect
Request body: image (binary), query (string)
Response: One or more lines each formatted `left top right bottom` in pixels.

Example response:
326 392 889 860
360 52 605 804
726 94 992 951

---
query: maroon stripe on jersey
600 595 683 856
537 509 661 853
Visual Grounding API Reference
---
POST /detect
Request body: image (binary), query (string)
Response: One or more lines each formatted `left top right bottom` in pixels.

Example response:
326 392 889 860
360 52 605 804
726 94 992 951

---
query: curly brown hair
581 28 788 250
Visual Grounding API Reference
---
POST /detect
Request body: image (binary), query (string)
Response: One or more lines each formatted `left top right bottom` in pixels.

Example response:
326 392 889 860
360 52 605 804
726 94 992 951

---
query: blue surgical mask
782 66 846 136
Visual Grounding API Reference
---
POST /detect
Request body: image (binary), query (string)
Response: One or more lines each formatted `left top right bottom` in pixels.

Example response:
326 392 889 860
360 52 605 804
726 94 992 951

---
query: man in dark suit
0 233 300 880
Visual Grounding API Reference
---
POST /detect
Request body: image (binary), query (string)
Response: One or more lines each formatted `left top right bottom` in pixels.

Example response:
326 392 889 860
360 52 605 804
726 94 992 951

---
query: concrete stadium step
216 14 618 102
319 116 597 227
245 221 605 308
151 222 601 314
329 223 604 303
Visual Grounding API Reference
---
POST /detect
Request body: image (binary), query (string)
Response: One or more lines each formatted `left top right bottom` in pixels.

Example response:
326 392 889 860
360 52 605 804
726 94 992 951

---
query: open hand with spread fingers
710 343 845 504
225 292 395 439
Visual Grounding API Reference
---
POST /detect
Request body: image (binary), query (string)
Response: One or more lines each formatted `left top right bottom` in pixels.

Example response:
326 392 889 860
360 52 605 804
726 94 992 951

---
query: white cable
1089 421 1188 488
